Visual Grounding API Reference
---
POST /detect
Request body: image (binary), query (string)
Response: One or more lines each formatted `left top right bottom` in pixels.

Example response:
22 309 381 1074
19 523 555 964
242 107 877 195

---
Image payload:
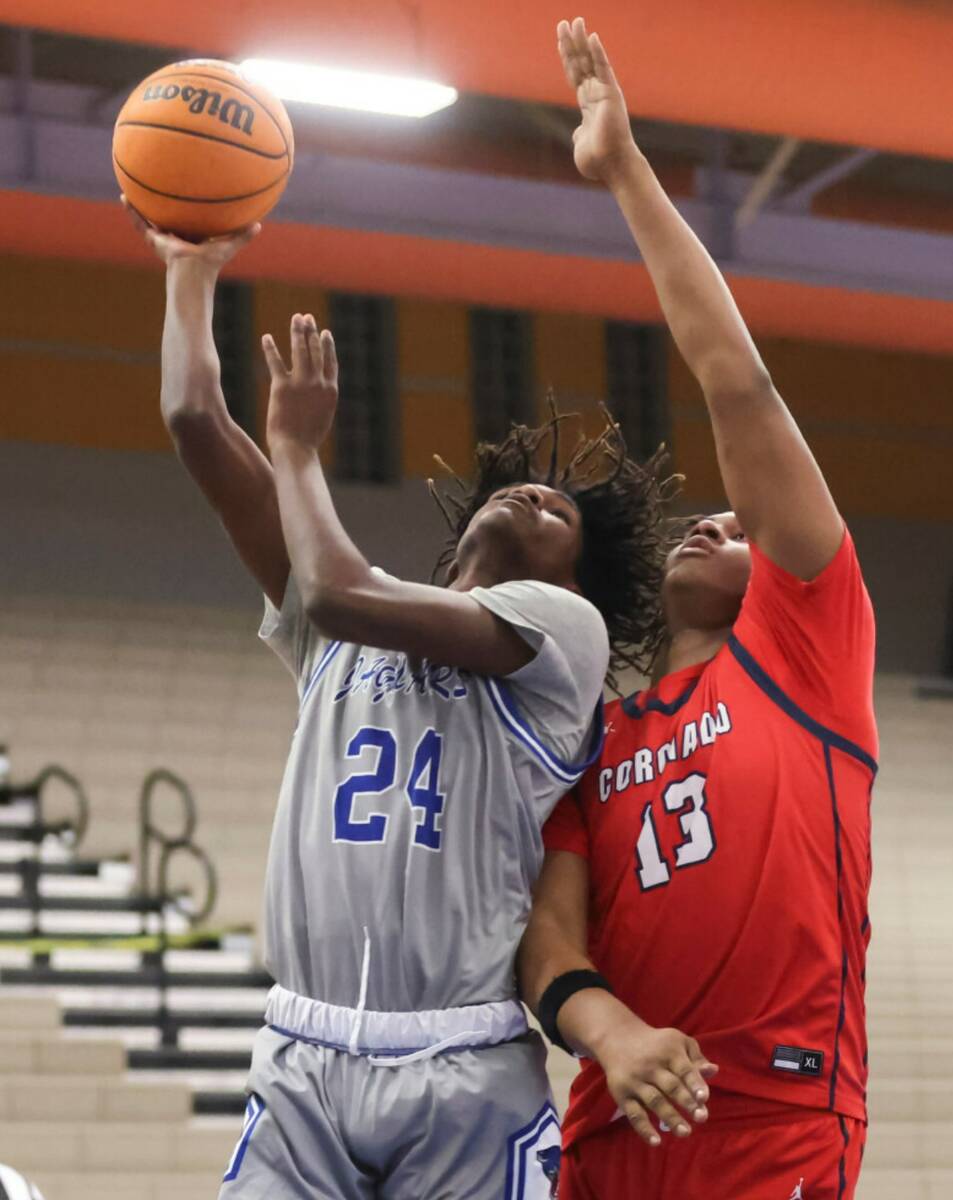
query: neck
450 561 507 591
449 553 574 595
662 626 733 676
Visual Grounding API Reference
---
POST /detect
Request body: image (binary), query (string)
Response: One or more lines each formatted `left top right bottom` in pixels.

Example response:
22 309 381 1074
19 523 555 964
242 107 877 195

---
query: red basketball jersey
545 531 877 1149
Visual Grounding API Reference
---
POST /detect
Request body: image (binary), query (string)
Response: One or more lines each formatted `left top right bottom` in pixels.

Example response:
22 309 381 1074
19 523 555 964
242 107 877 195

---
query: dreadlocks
429 405 679 688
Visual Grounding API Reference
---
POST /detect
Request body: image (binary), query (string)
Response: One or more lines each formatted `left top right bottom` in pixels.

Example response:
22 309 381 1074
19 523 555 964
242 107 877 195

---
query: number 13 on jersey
636 772 716 891
334 726 445 851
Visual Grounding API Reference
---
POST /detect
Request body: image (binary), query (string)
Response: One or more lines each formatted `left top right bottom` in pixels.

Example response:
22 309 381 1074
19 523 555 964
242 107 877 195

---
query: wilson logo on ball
141 84 256 135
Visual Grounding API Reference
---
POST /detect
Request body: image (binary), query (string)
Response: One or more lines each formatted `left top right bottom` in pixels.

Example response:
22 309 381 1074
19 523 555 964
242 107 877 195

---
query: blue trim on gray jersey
483 678 605 785
300 640 344 707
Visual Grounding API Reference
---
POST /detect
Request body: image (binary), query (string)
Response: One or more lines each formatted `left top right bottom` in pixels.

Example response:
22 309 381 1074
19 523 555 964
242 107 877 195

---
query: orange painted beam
3 1 953 159
2 189 953 356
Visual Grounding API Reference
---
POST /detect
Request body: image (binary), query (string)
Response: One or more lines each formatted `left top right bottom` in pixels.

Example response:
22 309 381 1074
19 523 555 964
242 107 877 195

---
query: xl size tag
772 1045 824 1076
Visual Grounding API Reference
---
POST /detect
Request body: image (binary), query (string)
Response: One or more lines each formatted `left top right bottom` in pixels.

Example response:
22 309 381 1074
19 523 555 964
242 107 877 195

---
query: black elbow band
538 969 613 1054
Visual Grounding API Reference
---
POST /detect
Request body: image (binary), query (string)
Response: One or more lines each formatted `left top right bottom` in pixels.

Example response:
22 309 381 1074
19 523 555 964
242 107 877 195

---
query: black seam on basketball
142 69 290 156
116 120 288 160
114 156 287 204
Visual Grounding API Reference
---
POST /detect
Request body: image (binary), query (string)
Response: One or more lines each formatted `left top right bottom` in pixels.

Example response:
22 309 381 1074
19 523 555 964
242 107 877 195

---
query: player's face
457 483 583 587
662 512 752 631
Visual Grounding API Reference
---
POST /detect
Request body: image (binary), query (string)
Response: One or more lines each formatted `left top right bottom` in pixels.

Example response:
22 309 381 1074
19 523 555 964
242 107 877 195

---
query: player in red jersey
518 18 877 1200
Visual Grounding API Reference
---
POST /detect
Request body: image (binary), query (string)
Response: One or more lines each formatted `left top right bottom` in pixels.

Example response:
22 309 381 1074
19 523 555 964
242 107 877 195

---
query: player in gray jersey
132 202 669 1198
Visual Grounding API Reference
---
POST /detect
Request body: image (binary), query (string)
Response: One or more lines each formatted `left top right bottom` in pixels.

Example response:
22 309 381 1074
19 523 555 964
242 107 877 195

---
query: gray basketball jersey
260 574 608 1013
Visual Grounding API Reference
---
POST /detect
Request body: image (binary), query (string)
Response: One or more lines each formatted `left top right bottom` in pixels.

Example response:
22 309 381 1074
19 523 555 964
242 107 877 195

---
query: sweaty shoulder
732 527 877 756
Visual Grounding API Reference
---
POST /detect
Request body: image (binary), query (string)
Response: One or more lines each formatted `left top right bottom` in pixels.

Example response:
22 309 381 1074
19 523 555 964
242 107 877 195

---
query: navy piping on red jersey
860 914 870 936
825 742 849 1112
731 631 871 1114
727 635 877 774
483 678 605 785
300 640 344 707
836 1114 850 1199
621 677 700 720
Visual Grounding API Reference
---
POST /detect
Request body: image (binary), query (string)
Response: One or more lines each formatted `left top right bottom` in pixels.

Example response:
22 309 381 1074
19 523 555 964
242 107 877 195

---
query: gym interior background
0 5 951 1197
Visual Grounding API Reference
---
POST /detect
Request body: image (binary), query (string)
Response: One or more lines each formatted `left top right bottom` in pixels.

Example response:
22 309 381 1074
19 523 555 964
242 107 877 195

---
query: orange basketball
113 59 294 240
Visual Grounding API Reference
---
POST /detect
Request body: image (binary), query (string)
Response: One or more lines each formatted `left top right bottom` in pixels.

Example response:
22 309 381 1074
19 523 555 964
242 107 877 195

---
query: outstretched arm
558 18 843 580
518 849 717 1145
130 203 290 607
261 315 533 675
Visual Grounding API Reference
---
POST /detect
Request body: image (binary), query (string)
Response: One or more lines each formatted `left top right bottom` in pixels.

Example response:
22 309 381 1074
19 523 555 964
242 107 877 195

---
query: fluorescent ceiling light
240 58 458 119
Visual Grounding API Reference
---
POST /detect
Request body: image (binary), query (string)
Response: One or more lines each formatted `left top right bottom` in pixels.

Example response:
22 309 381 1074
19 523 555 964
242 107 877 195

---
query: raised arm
260 314 533 675
129 204 289 606
518 848 717 1145
559 18 843 580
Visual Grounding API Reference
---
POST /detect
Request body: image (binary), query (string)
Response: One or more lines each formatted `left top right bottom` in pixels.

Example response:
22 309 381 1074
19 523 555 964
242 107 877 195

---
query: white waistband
266 983 529 1066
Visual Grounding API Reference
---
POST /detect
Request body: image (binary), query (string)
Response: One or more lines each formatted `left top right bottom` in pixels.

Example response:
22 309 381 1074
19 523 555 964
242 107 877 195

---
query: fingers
320 329 338 386
308 324 323 380
588 31 618 88
622 1099 661 1148
209 222 261 253
556 19 580 89
261 333 288 379
289 313 312 377
687 1037 719 1083
677 1062 711 1106
236 221 261 247
271 315 334 385
120 194 150 234
632 1083 691 1139
571 17 594 76
652 1067 707 1123
557 17 592 89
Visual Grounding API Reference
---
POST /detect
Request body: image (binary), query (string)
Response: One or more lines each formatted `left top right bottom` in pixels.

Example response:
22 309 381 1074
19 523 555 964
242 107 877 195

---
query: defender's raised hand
263 314 339 451
122 194 259 271
557 18 637 184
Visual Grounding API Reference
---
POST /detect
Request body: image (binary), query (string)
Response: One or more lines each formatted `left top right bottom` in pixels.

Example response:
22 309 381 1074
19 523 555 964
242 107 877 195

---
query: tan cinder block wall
0 592 295 931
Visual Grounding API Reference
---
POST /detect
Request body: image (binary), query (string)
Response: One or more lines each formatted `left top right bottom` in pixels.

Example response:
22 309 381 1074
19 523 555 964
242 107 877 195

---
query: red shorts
560 1093 866 1200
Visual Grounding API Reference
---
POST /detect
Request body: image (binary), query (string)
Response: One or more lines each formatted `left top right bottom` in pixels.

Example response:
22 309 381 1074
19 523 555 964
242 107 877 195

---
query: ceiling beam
3 188 953 358
735 137 801 229
780 148 879 211
0 89 947 305
2 0 953 160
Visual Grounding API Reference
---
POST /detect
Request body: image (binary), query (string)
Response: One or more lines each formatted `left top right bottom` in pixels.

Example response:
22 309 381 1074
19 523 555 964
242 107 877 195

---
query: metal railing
0 762 90 941
138 768 217 926
0 761 90 844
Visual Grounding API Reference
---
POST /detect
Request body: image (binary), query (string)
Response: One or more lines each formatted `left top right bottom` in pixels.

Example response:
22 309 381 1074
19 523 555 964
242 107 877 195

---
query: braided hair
429 405 679 687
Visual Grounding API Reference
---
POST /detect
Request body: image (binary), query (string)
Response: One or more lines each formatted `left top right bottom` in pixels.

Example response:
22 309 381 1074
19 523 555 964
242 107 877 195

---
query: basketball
112 59 294 240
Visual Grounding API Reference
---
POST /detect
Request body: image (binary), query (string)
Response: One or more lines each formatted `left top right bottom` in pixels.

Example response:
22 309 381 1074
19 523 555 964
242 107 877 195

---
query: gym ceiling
2 0 953 352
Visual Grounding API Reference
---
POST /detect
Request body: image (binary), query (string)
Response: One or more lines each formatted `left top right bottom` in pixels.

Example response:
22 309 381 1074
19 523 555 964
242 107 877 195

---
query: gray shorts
218 1024 561 1199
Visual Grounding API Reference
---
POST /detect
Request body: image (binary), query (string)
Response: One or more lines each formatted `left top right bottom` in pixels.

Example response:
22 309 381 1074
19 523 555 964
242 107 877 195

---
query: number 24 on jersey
334 726 445 851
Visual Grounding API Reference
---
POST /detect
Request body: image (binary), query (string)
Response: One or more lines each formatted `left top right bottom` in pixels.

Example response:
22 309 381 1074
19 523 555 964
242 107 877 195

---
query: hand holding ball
113 60 294 240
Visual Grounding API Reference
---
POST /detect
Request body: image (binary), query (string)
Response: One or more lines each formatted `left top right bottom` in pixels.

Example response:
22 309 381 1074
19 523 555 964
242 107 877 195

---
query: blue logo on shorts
537 1145 561 1196
505 1102 561 1200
